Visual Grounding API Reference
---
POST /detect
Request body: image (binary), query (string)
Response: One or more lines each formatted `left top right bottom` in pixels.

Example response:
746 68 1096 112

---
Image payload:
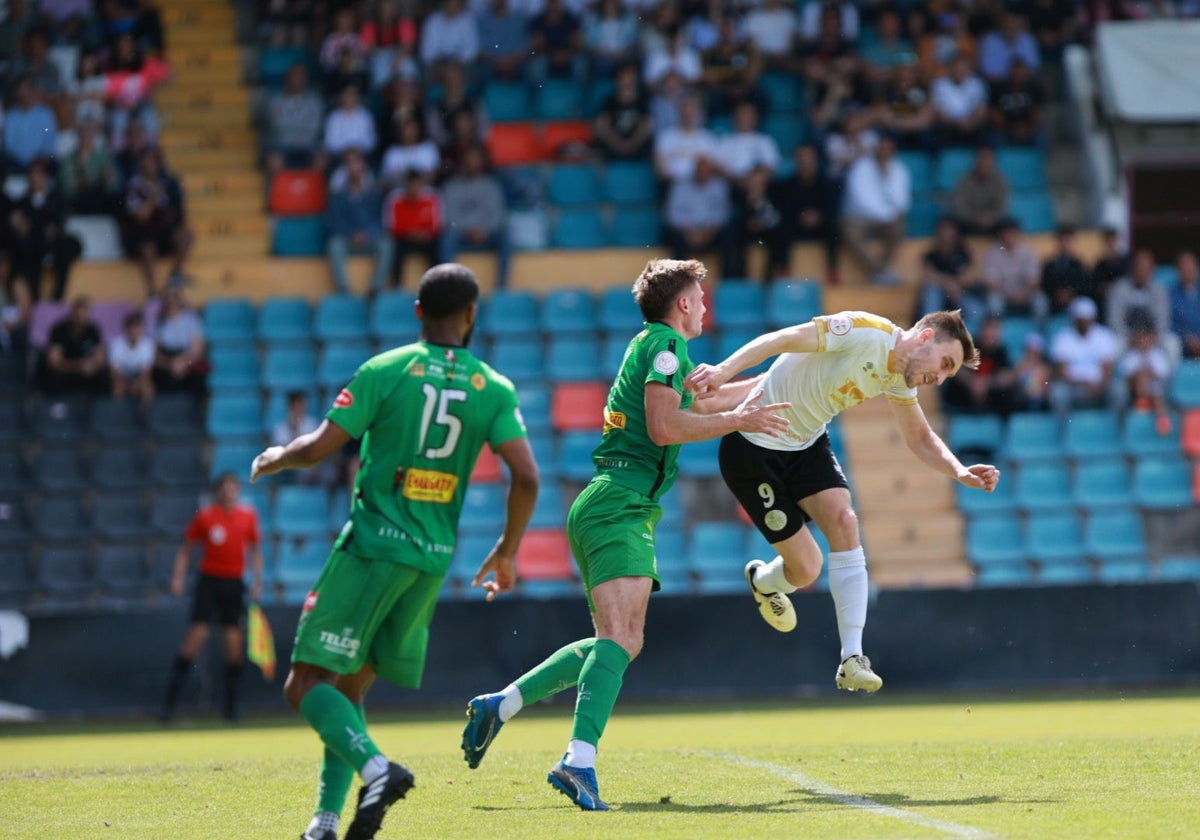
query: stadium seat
1158 555 1200 581
1009 192 1056 233
487 123 541 166
514 383 552 433
95 542 152 597
897 151 934 193
92 445 149 490
1170 361 1200 409
470 445 503 483
269 170 326 216
766 280 821 328
207 394 264 441
718 328 771 375
678 436 723 479
1072 459 1133 510
1096 559 1150 584
1154 264 1180 288
314 294 369 342
541 288 598 335
1014 462 1073 512
557 431 598 482
33 396 87 443
273 486 329 539
480 290 539 338
762 113 806 153
64 214 123 261
652 527 689 593
608 206 661 247
208 346 260 391
689 522 747 593
1182 409 1200 458
975 563 1034 587
483 81 532 122
1037 560 1094 585
262 346 318 391
966 515 1025 566
276 541 329 602
0 495 32 544
36 544 93 597
996 147 1047 190
1132 458 1192 510
257 297 313 344
0 545 32 607
0 401 25 445
317 343 372 389
760 71 803 112
1122 410 1182 456
0 451 30 493
488 337 543 383
370 290 420 345
535 78 585 120
552 209 608 249
541 121 593 157
459 483 506 535
209 442 262 481
258 46 311 85
714 281 767 330
272 215 325 256
516 529 574 580
150 490 200 537
546 335 602 382
935 147 976 191
599 287 640 333
448 534 498 590
1063 410 1123 459
203 298 256 346
547 164 601 206
1002 413 1063 461
600 333 630 379
1026 512 1085 564
1084 510 1146 562
34 495 90 542
603 161 657 205
1000 317 1039 364
551 382 608 431
148 394 204 440
948 414 1005 458
92 494 152 541
34 447 89 492
906 198 941 237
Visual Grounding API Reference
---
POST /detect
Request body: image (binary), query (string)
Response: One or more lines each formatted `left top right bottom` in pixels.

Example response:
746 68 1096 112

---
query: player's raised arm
250 419 352 482
688 373 766 414
645 381 790 445
686 321 821 395
888 399 1000 492
474 436 540 601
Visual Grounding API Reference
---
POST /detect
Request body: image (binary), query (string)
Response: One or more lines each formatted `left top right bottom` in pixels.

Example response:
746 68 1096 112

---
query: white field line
710 752 998 839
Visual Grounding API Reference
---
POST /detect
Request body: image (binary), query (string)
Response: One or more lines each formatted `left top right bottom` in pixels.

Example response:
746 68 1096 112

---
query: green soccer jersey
325 342 526 574
591 322 694 501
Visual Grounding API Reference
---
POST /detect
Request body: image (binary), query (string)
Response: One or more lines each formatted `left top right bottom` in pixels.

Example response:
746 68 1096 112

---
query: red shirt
185 503 260 579
386 189 442 237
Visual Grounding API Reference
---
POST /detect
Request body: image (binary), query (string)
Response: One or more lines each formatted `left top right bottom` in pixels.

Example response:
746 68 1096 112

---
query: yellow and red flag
247 603 277 681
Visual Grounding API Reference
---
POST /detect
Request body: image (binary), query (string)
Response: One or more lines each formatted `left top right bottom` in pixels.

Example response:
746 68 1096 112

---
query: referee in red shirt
160 472 265 722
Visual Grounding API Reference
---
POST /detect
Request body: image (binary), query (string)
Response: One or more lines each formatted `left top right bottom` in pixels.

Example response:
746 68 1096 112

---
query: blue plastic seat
1122 410 1181 456
36 544 93 597
547 164 601 206
89 397 144 441
257 297 313 344
488 337 543 383
762 113 805 154
1003 413 1063 461
483 81 531 122
996 147 1047 190
948 414 1004 456
0 544 32 606
1072 459 1133 510
766 280 821 328
34 395 87 443
263 389 320 436
1170 361 1200 408
481 290 540 338
603 161 657 205
92 496 151 541
317 342 371 389
552 209 608 249
210 441 262 480
541 288 598 335
1158 555 1200 581
689 522 748 593
459 483 506 535
34 447 89 492
0 493 31 544
1063 410 1122 458
1084 510 1146 562
1014 462 1073 512
935 147 976 191
897 151 934 194
1132 458 1192 510
90 445 147 490
203 299 256 346
601 333 630 379
314 294 369 342
448 534 498 589
207 393 264 441
760 71 803 112
149 443 207 488
718 328 771 375
1154 265 1179 288
370 290 420 345
715 281 767 330
1026 512 1085 564
148 394 204 440
1037 560 1094 585
272 215 325 256
527 432 558 478
1009 192 1056 233
150 490 200 537
906 198 941 237
258 46 311 86
599 289 639 332
529 483 568 529
514 383 552 434
653 526 690 593
273 486 330 539
276 541 329 602
608 206 661 247
966 515 1025 566
975 563 1034 587
535 78 585 120
546 335 602 382
1001 317 1039 364
1096 559 1150 584
34 495 90 542
262 346 317 391
677 436 722 479
209 346 260 391
557 431 597 482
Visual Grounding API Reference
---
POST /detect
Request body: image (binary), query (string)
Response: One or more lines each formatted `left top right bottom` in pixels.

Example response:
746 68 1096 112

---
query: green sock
570 639 631 746
300 684 381 773
513 637 596 704
315 702 364 815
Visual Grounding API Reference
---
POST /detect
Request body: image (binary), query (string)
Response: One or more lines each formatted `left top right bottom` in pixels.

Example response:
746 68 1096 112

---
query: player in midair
686 309 999 692
251 264 538 840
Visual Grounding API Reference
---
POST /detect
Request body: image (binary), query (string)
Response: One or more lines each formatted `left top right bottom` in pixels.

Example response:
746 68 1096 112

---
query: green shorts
291 548 443 689
567 478 663 610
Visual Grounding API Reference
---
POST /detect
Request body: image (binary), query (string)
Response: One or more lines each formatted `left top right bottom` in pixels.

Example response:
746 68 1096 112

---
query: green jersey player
251 265 538 840
459 259 790 810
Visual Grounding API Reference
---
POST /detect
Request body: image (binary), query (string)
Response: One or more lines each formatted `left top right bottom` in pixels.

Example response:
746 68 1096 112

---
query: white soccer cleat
836 654 883 693
744 559 796 632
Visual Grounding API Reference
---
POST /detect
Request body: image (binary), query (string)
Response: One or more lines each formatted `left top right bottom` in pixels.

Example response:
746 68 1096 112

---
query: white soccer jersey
741 311 918 452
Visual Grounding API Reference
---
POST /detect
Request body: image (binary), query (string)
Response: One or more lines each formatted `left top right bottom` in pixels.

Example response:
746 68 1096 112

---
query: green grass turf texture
2 692 1198 839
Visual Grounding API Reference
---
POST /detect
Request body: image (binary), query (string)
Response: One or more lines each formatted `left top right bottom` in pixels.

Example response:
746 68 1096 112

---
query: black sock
162 655 192 715
223 663 243 720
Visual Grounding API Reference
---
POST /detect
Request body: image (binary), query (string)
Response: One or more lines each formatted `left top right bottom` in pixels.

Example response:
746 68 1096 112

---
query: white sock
753 556 799 594
306 811 339 838
498 684 523 722
361 754 389 784
827 547 868 660
564 739 597 769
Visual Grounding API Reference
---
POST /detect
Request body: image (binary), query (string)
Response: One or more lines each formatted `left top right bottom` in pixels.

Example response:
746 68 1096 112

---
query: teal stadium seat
1072 459 1133 510
488 337 543 383
1153 265 1179 288
766 279 821 327
480 290 539 337
209 346 260 391
897 151 934 193
1037 560 1093 585
263 389 319 435
314 294 369 341
1001 317 1039 364
258 47 312 86
714 281 766 330
718 328 771 375
760 72 803 112
92 496 151 541
948 414 1004 457
273 486 330 539
906 198 941 237
546 335 601 382
529 483 568 529
1158 556 1200 581
317 342 371 389
652 527 689 593
148 394 203 440
996 147 1047 189
677 436 722 479
527 432 558 478
976 563 1034 587
209 441 262 480
272 216 325 256
257 297 313 343
557 431 597 482
1003 413 1063 461
1096 559 1150 584
1009 192 1056 233
1014 461 1073 512
276 541 329 604
34 495 89 543
762 113 806 153
207 393 264 441
449 534 498 591
547 164 602 206
608 206 661 247
966 515 1025 567
150 491 200 537
1132 458 1192 510
603 161 657 205
935 147 975 191
483 81 531 122
601 333 629 379
1122 410 1182 456
599 287 640 332
1170 361 1200 408
514 383 551 433
1026 511 1085 564
149 443 206 487
535 79 585 120
1064 410 1123 458
689 522 748 593
459 484 506 534
262 346 317 391
203 298 255 346
541 288 598 335
370 290 420 345
1084 510 1146 562
586 78 614 116
552 209 608 249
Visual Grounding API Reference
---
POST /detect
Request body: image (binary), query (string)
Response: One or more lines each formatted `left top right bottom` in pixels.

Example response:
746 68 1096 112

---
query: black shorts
718 430 849 544
190 575 246 628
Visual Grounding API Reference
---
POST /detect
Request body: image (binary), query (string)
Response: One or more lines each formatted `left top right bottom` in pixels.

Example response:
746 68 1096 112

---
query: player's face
905 337 964 388
216 477 240 506
679 281 706 339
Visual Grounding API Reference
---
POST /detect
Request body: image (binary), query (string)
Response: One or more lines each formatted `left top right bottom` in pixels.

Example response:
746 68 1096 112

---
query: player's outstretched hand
733 388 792 437
686 363 730 396
473 549 516 602
957 464 1001 492
250 446 286 483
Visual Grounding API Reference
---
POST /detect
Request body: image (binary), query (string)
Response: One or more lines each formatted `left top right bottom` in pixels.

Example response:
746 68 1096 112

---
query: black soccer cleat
300 831 336 840
343 762 415 840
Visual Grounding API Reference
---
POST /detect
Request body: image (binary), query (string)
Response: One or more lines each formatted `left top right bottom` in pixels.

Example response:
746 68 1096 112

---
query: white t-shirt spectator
715 131 781 179
842 156 911 223
420 9 480 64
1051 324 1118 386
324 107 378 156
155 311 205 354
109 334 156 379
742 6 797 57
1119 345 1171 383
931 74 988 121
654 126 718 182
381 141 441 181
643 45 702 86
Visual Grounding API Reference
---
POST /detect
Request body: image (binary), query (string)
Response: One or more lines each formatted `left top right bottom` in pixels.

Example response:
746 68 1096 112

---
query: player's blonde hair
914 309 981 370
632 259 707 322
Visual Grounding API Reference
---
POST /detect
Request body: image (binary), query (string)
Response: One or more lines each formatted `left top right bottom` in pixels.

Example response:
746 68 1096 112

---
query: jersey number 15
418 384 467 459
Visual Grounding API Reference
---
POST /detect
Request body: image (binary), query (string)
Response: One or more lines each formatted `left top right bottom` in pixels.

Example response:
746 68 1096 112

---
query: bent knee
606 631 643 661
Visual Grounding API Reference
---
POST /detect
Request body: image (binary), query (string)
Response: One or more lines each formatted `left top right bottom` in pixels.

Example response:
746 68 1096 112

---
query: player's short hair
418 263 480 318
915 309 980 370
632 259 707 322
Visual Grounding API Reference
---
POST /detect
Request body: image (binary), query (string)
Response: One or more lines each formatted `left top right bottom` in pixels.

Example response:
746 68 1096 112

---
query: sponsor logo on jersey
302 591 318 612
319 627 361 658
828 315 852 336
471 372 486 391
334 388 354 408
653 351 679 375
409 362 425 378
602 409 627 433
402 468 459 503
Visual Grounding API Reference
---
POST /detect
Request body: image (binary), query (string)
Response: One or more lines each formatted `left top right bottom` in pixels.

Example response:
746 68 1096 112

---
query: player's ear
919 327 935 344
414 300 425 322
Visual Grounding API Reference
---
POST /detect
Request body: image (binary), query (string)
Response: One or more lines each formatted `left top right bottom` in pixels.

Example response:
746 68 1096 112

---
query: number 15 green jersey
326 342 526 575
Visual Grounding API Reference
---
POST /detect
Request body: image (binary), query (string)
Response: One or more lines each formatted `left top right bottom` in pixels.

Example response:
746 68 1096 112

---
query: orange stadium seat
541 121 593 158
269 170 327 215
487 123 541 166
471 445 503 483
516 529 574 580
1183 409 1200 458
550 382 608 431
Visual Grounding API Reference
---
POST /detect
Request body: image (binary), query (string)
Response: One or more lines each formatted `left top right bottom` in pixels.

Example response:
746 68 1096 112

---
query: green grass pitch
3 691 1198 839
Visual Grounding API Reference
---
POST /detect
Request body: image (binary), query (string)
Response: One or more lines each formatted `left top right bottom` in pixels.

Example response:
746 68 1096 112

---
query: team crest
471 372 486 391
828 315 852 336
653 351 679 375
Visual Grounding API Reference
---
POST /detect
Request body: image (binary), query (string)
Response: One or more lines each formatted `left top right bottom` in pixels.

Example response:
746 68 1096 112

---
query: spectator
323 85 378 160
363 2 419 89
942 316 1020 415
1118 311 1173 434
1170 250 1200 358
270 391 331 484
319 8 369 83
36 0 93 44
6 157 82 302
108 309 156 409
102 32 169 144
1090 226 1128 316
931 53 989 146
378 75 427 142
384 170 443 288
0 0 34 62
3 76 56 174
988 57 1045 146
1026 0 1078 65
380 117 440 187
1049 296 1118 413
916 5 977 80
950 146 1009 235
529 0 586 83
439 145 510 288
823 106 879 184
114 115 157 183
978 11 1040 82
419 0 480 75
152 287 208 395
0 270 33 357
743 0 798 70
648 69 688 134
120 147 194 296
1014 331 1052 412
644 23 702 91
584 0 640 78
325 149 389 295
425 63 487 149
769 143 837 281
593 63 653 160
736 166 786 282
840 135 910 285
799 0 859 45
264 64 326 173
918 217 981 320
861 7 916 81
701 16 764 115
800 7 862 93
664 156 735 277
9 27 62 109
477 0 529 81
1108 248 1170 345
654 92 718 182
101 0 165 57
38 296 107 395
1040 224 1095 316
437 108 486 179
871 61 936 151
58 119 120 215
714 101 780 188
982 218 1044 319
67 49 109 131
